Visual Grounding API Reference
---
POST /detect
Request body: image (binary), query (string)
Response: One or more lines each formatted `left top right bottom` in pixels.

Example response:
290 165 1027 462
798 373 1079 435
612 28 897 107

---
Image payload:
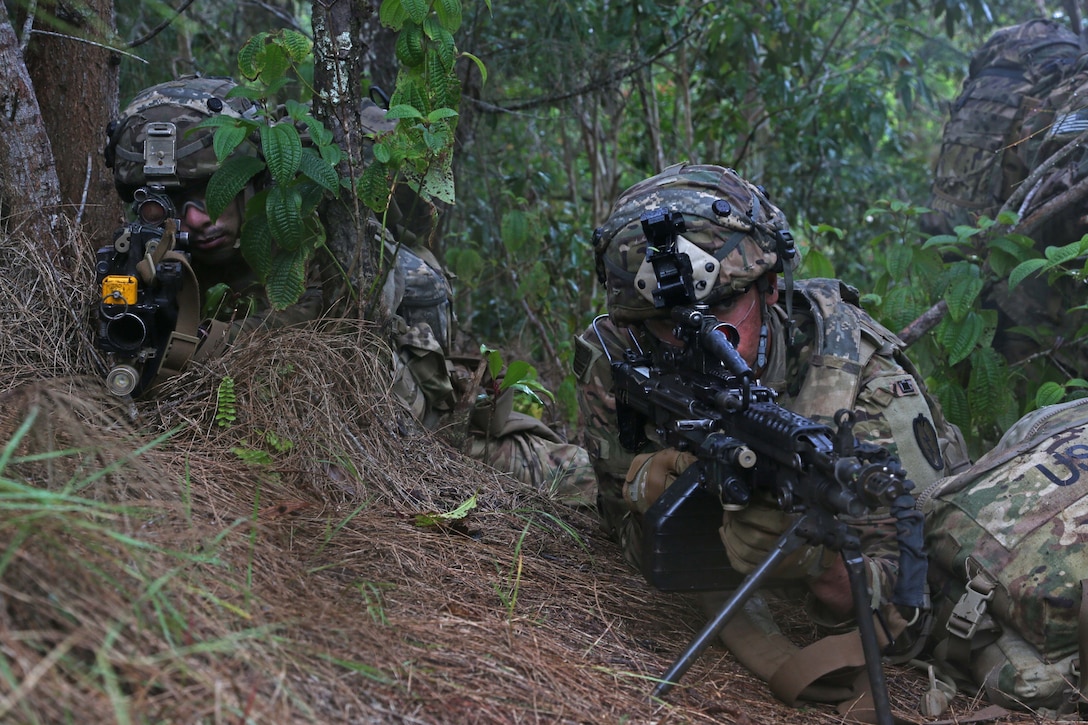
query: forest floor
0 229 1053 724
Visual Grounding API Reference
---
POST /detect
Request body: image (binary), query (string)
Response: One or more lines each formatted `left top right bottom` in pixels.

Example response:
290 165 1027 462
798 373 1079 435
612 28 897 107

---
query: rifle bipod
649 512 894 725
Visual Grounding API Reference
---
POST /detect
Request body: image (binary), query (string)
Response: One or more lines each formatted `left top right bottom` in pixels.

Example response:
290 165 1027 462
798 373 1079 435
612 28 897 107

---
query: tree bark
0 1 63 255
22 0 121 241
311 0 381 320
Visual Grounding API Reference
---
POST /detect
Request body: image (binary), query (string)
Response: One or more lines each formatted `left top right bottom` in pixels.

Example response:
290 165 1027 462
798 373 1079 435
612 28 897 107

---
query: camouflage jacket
574 278 970 611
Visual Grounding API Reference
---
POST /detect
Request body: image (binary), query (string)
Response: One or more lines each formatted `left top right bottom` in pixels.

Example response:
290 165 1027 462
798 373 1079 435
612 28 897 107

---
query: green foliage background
107 0 1086 453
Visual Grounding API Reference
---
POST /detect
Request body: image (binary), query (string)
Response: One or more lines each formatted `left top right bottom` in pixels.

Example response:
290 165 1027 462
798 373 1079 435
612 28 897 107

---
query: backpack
922 19 1082 235
921 398 1088 717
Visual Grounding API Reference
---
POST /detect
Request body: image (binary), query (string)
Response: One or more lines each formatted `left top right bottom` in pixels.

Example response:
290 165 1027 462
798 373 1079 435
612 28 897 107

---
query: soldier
573 163 970 708
103 75 596 506
102 75 331 386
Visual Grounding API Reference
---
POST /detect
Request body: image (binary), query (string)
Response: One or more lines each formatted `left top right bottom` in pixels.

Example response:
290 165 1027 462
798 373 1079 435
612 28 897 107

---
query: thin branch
127 0 198 49
30 29 148 63
898 299 947 347
75 153 92 229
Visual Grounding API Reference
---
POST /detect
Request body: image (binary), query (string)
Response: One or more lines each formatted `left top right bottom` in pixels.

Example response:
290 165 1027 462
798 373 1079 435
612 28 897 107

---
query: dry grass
0 226 1052 724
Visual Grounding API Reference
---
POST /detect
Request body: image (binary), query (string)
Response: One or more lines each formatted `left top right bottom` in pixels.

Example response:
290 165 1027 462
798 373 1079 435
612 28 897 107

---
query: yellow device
101 275 138 305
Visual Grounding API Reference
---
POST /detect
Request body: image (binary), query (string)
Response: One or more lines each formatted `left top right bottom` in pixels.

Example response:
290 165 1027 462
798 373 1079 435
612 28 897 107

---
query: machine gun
95 185 197 397
594 208 928 725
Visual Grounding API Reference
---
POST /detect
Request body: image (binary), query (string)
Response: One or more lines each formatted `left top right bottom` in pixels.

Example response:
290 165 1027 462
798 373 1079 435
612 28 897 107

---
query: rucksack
922 19 1082 235
921 397 1088 718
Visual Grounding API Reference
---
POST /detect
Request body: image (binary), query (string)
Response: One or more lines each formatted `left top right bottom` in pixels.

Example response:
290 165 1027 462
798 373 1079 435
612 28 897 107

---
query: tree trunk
311 0 382 320
22 0 121 241
0 2 63 255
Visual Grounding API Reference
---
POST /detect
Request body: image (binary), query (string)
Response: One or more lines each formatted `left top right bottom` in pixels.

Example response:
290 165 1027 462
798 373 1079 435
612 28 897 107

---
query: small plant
480 344 554 416
215 376 237 428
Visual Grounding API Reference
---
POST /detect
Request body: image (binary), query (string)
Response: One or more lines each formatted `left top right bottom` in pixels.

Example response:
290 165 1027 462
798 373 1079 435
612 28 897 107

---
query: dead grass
0 226 1051 724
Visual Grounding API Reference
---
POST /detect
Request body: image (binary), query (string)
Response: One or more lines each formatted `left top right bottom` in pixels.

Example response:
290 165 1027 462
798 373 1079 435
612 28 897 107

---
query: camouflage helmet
105 76 258 201
592 163 797 324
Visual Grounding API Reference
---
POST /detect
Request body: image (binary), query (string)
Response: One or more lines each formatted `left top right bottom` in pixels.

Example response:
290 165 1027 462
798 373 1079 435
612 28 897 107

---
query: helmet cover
593 163 796 324
105 76 258 200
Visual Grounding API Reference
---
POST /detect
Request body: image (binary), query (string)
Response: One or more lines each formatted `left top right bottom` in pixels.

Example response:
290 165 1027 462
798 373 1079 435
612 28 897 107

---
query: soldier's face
644 281 778 367
175 188 243 264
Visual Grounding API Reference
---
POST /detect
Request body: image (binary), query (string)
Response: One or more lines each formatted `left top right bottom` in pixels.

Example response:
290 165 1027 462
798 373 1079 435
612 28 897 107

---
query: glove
623 448 697 514
720 499 836 580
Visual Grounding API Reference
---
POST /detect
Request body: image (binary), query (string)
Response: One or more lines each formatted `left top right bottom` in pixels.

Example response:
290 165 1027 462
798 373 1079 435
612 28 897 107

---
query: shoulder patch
913 413 945 471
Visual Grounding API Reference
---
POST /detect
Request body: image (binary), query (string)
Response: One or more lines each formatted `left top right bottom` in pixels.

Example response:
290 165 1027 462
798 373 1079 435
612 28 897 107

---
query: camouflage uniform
922 398 1088 717
574 163 970 632
383 244 596 507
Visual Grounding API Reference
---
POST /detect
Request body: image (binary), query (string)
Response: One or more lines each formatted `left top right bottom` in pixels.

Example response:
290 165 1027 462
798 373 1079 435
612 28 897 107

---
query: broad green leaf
213 125 248 163
1044 241 1085 266
266 186 304 251
943 266 983 321
237 33 268 79
885 243 912 280
937 313 982 366
800 247 835 278
1035 381 1067 408
379 0 408 30
501 210 530 254
921 234 959 249
434 0 462 31
414 494 477 527
967 348 1006 423
255 42 289 85
206 155 265 221
401 0 428 23
934 379 970 430
298 148 339 195
446 246 484 283
260 123 302 186
396 24 426 67
1008 258 1049 289
280 29 311 61
265 248 308 310
385 104 424 120
426 107 459 122
240 202 273 280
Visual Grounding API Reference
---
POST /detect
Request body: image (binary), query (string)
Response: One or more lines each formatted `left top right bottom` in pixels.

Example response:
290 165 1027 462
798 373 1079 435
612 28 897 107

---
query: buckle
946 574 995 640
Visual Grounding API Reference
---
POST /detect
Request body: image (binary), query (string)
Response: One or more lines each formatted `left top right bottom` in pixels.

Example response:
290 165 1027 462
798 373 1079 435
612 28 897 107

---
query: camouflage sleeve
572 317 662 566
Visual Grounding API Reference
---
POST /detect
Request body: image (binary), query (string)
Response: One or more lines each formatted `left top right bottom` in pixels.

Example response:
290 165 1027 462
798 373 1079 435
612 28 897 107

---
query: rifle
95 185 198 397
594 209 928 725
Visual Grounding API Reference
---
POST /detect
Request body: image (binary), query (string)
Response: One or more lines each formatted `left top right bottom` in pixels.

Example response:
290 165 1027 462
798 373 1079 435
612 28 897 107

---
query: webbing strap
151 250 202 384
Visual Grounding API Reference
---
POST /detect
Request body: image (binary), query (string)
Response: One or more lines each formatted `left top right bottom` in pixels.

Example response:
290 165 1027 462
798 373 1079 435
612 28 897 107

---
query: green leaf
237 33 268 79
460 52 487 86
266 185 304 251
1008 258 1049 289
206 155 265 221
298 148 339 195
800 247 835 278
260 123 303 186
1035 381 1067 408
1044 241 1085 266
385 104 425 120
967 348 1006 423
426 107 459 122
213 125 249 163
240 207 273 280
266 247 308 309
937 313 982 366
280 29 312 62
885 243 913 280
434 0 463 31
401 0 428 23
943 265 983 321
396 24 426 68
414 494 477 528
379 0 407 29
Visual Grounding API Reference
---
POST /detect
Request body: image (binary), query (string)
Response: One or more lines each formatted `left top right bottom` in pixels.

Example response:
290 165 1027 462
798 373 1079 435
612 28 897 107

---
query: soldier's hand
622 448 697 513
721 500 836 579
